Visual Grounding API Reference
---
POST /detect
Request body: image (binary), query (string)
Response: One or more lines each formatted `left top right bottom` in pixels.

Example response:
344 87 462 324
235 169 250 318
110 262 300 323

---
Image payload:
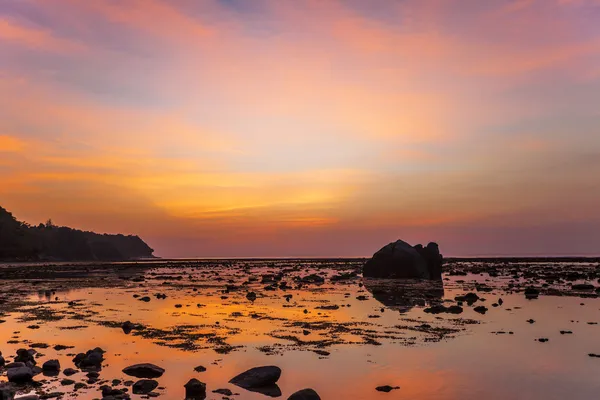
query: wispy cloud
1 0 598 256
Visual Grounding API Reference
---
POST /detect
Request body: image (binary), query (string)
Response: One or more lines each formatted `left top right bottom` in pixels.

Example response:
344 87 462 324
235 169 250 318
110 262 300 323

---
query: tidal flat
0 259 599 399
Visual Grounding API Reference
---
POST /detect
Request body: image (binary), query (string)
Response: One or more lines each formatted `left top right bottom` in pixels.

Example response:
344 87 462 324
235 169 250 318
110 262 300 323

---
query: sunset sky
1 0 599 257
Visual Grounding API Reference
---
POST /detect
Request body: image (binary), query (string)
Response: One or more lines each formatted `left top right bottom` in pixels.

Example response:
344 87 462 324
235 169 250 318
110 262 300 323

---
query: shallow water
0 260 599 399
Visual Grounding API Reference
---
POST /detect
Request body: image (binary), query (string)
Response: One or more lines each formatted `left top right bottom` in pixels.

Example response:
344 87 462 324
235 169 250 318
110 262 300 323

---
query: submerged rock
424 304 463 314
122 363 165 378
288 388 321 399
363 240 442 280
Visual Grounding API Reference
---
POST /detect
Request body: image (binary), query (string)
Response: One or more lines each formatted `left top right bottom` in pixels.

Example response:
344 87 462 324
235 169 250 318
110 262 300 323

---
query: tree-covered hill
0 206 154 261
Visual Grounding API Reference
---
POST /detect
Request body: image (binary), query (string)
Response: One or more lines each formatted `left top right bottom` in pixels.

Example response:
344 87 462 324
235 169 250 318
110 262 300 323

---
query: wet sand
0 259 599 399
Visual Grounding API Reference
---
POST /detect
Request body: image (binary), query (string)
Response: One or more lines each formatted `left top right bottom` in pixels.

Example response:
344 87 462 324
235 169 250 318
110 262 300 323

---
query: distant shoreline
2 256 599 265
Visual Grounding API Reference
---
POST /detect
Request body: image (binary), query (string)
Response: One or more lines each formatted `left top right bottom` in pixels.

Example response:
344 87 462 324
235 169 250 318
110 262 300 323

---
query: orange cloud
0 135 25 152
0 18 84 52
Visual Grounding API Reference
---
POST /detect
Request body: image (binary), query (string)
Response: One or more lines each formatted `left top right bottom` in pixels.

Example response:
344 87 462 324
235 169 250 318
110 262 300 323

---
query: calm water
0 260 599 399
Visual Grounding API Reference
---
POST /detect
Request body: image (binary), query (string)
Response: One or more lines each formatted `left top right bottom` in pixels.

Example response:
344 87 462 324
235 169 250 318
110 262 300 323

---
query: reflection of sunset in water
0 262 599 399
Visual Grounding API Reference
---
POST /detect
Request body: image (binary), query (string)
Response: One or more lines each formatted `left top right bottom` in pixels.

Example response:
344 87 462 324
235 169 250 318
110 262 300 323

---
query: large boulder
363 240 443 280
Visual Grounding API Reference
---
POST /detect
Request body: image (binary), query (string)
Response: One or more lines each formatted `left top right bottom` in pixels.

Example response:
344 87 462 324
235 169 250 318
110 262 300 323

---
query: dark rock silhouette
122 363 165 378
288 388 321 399
363 240 443 280
230 366 282 396
133 379 159 394
230 366 281 388
185 378 207 399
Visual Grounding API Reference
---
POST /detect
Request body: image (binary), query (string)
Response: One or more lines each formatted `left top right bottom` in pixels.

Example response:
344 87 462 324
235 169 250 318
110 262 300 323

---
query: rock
74 348 104 370
7 366 33 383
194 365 206 372
63 368 78 376
524 287 539 299
229 366 281 388
132 379 158 394
363 240 442 280
42 359 60 372
61 379 75 385
0 385 15 400
212 388 232 396
122 321 134 334
455 293 479 304
246 292 257 301
287 388 321 399
14 349 36 365
376 385 400 392
0 356 4 368
5 362 26 369
316 304 339 310
184 378 206 399
572 283 595 290
473 306 488 314
122 364 165 378
101 385 130 398
424 305 462 314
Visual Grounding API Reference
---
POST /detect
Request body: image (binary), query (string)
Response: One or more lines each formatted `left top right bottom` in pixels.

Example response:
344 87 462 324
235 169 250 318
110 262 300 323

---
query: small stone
376 385 400 392
288 388 321 399
212 388 233 396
